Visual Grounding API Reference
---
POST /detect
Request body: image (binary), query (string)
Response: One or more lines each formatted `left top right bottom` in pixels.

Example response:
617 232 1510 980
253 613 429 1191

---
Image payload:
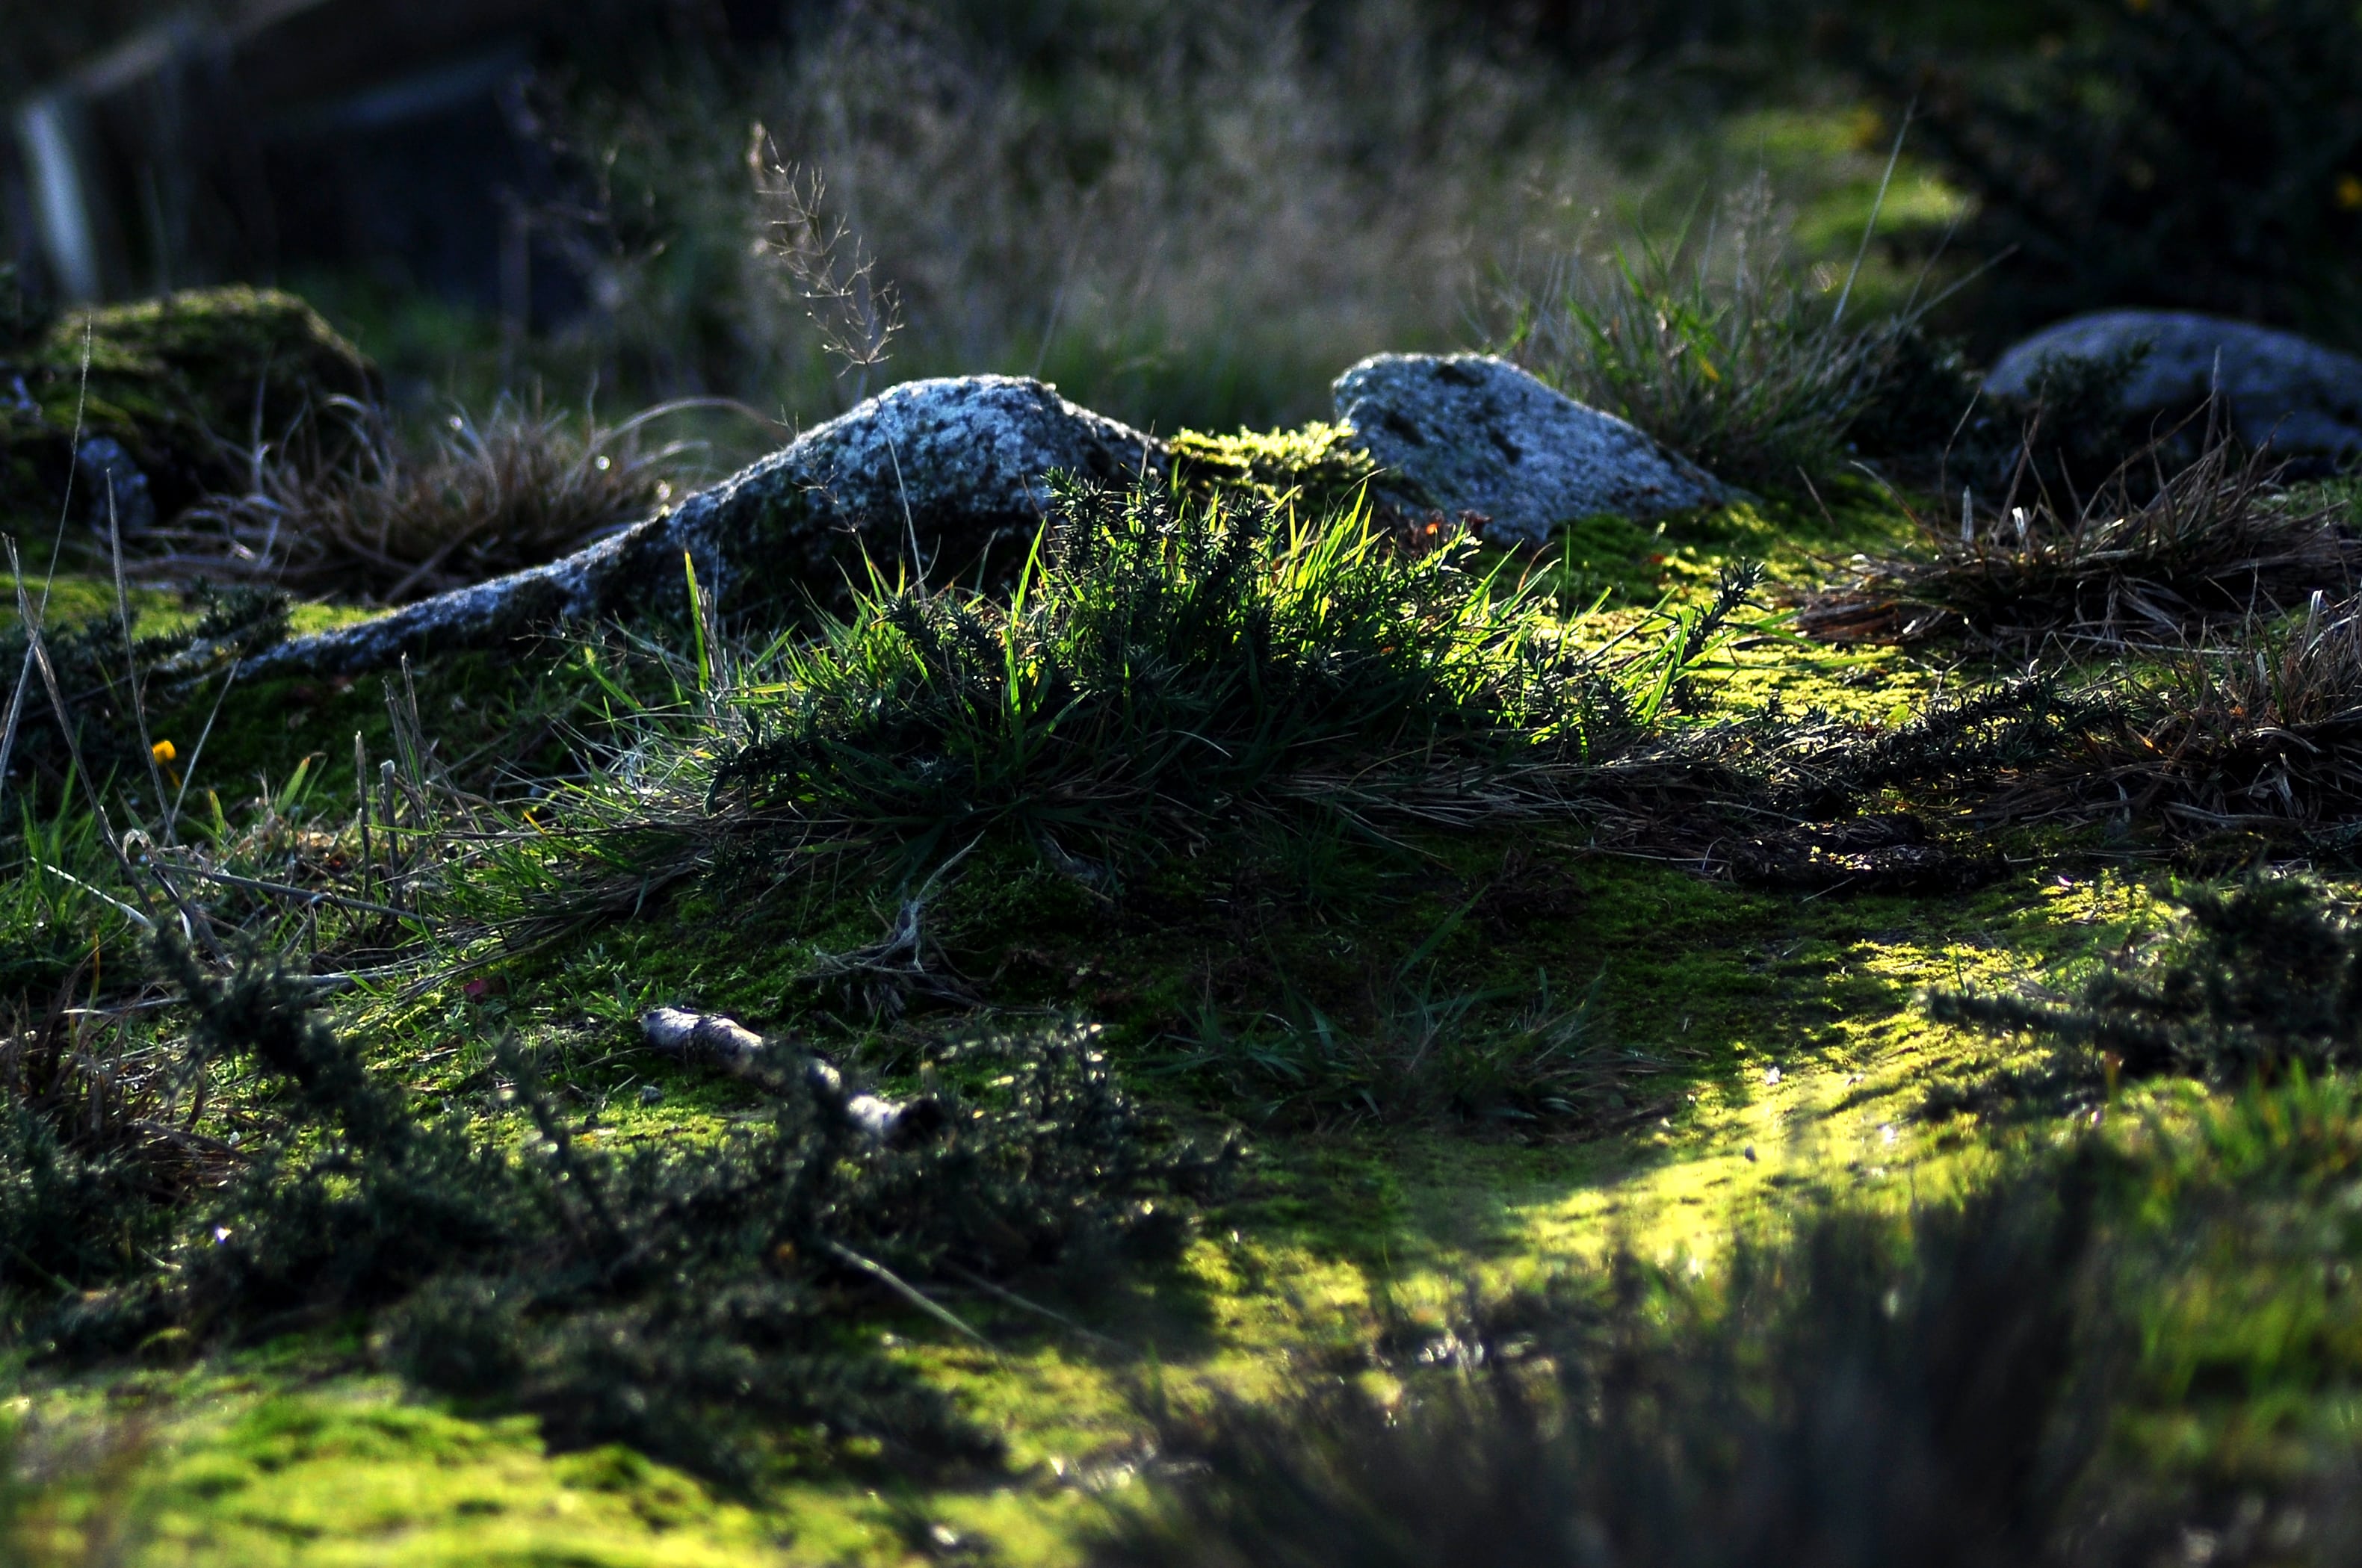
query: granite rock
1985 310 2362 460
1332 353 1725 545
250 375 1166 676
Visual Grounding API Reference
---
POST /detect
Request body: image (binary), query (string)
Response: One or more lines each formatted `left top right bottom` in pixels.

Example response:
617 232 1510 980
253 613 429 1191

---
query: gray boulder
1332 353 1725 546
250 375 1166 676
1985 310 2362 460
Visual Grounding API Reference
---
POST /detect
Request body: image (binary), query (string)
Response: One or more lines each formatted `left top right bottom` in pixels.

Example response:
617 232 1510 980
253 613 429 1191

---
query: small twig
942 1262 1129 1350
354 731 374 905
379 758 403 908
155 860 425 924
126 1118 244 1157
36 862 158 930
141 854 225 961
821 1240 992 1346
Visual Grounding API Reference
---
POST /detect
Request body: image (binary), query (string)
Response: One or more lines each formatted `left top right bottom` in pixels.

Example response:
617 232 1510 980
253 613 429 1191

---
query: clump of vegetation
151 397 724 605
1169 936 1633 1128
698 480 1705 873
1802 430 2351 647
2064 594 2362 831
1 935 1230 1485
1098 1165 2107 1568
1497 180 1926 492
1572 670 2106 870
1935 876 2362 1089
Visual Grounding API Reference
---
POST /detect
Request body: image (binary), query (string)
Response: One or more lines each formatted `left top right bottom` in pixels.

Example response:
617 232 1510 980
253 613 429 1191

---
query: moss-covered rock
0 286 377 536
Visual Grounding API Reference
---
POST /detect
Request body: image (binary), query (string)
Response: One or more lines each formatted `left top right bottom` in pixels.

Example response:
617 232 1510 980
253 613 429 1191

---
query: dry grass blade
1804 422 2355 649
137 396 740 605
748 132 902 403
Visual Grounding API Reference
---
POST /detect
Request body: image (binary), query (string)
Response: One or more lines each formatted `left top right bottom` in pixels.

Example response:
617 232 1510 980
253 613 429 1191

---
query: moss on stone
1168 421 1379 513
0 287 376 534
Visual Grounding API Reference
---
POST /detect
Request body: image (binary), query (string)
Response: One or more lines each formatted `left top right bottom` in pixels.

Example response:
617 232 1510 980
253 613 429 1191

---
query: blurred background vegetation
4 0 2358 450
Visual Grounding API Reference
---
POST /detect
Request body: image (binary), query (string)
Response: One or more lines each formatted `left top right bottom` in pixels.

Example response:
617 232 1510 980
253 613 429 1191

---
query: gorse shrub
1934 876 2362 1089
0 991 187 1295
1098 1165 2105 1568
1 936 1231 1484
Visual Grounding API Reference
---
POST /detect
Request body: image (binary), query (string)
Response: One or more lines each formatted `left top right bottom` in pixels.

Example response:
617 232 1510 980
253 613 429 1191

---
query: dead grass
1802 424 2355 649
136 397 741 605
1990 593 2362 834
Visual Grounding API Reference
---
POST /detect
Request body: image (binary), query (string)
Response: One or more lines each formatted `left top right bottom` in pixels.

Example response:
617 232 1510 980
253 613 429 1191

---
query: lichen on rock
1332 352 1727 545
705 373 1166 604
249 374 1166 677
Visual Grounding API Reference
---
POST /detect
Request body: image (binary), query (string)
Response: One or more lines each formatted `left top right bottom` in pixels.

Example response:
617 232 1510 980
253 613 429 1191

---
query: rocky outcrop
1332 353 1725 545
248 375 1166 677
1985 310 2362 461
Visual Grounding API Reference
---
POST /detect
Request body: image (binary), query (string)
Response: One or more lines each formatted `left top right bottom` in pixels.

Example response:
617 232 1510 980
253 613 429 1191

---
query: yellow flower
150 739 176 764
2337 173 2362 211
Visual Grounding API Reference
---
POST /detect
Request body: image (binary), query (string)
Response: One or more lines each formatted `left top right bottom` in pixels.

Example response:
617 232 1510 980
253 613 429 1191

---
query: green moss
36 288 375 453
0 572 178 636
8 1377 794 1566
0 824 2257 1565
1168 422 1379 514
7 449 2362 1561
0 288 375 534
